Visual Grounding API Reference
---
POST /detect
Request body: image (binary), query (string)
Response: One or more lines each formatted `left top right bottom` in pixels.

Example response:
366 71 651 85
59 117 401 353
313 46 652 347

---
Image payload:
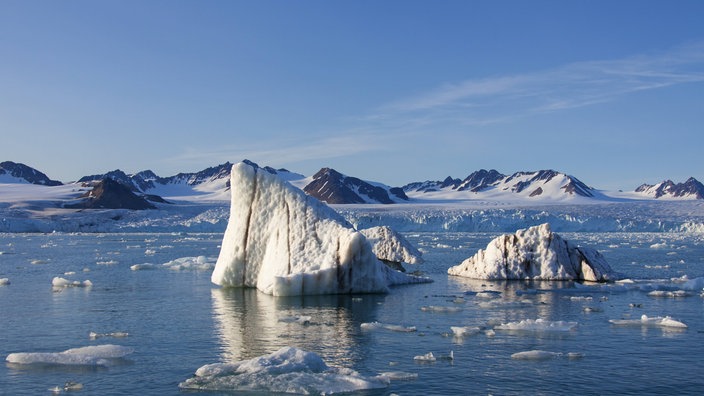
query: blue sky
1 0 703 190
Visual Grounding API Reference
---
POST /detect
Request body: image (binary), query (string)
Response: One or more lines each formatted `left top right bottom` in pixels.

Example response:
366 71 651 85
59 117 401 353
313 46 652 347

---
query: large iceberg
212 162 428 296
448 223 617 282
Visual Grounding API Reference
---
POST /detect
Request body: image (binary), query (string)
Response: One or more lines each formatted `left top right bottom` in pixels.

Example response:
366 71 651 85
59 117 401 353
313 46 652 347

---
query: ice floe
450 326 482 337
360 322 417 332
6 344 134 366
89 331 129 340
0 278 9 285
178 346 389 394
609 314 687 329
52 277 92 288
494 318 578 332
511 350 584 361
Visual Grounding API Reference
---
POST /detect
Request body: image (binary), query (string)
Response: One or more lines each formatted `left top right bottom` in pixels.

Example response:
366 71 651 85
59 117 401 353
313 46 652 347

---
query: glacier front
212 162 427 296
448 223 617 282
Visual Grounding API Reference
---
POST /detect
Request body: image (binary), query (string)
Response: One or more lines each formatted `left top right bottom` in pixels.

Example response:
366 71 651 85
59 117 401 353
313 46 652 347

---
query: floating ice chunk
89 331 129 340
649 243 668 249
30 259 49 265
0 278 9 286
6 344 134 366
378 371 419 381
494 318 578 332
448 223 617 282
511 350 561 360
130 263 157 271
52 277 92 288
609 314 687 329
212 162 429 296
569 296 593 301
413 352 436 362
450 326 481 337
179 346 388 394
648 290 692 298
361 322 417 332
420 306 462 313
359 226 424 265
62 381 84 391
96 260 118 265
279 316 312 325
163 256 215 271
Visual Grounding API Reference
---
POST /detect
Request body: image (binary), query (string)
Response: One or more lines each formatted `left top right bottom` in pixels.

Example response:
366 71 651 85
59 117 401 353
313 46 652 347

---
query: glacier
448 223 618 281
211 162 428 296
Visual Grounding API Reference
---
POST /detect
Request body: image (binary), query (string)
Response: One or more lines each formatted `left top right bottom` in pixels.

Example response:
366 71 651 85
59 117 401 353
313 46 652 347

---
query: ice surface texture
212 162 428 296
179 346 389 393
6 344 134 366
448 223 617 281
359 225 424 264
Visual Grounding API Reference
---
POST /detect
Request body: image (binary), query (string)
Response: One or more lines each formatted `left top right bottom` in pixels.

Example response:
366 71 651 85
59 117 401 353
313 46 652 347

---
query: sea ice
511 350 561 361
609 314 687 329
52 277 92 288
448 223 617 282
360 322 417 332
0 278 9 285
163 256 215 271
89 331 129 339
212 162 428 296
178 346 389 394
494 318 578 332
413 352 436 362
378 371 419 381
450 326 482 337
6 344 134 366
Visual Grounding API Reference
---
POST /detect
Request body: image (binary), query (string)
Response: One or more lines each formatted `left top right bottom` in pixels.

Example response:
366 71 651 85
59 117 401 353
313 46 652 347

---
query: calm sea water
1 232 703 395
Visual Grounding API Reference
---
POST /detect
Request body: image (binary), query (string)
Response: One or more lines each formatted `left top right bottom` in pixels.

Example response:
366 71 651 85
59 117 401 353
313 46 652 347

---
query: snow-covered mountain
77 160 305 201
292 167 409 204
403 169 595 201
0 161 62 186
635 177 704 200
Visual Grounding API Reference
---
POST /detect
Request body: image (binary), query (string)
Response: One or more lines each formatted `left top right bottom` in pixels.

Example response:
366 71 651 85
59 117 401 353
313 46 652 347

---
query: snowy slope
634 177 704 200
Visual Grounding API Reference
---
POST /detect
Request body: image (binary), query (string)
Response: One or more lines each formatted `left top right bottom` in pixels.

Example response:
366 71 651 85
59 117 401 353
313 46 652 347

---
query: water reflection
210 288 385 367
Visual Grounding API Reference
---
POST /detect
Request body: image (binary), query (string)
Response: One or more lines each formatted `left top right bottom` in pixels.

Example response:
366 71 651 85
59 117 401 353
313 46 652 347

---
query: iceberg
511 350 561 361
212 162 428 296
178 346 389 394
448 223 617 282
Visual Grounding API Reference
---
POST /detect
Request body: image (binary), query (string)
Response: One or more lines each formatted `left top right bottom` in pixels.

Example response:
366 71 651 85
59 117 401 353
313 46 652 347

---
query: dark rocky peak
638 177 704 199
457 169 505 192
67 178 156 210
0 161 63 186
78 169 135 189
303 167 406 204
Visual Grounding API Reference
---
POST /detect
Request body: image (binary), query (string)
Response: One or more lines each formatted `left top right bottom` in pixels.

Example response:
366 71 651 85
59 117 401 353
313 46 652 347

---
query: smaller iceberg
179 346 389 394
448 223 617 282
359 225 424 267
52 277 92 288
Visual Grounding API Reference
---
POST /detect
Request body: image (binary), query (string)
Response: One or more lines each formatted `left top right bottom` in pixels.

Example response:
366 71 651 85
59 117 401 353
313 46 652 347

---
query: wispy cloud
379 40 704 125
167 130 392 170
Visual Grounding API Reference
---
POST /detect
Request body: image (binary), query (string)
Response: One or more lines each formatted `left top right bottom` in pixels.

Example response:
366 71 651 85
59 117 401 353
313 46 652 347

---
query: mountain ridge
2 160 703 203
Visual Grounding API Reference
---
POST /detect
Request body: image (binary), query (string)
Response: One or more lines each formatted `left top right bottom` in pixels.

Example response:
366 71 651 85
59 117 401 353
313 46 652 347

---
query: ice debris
609 314 687 329
448 223 617 282
0 278 9 286
494 318 578 332
52 277 92 288
179 346 389 394
361 322 417 332
212 162 429 296
6 344 134 366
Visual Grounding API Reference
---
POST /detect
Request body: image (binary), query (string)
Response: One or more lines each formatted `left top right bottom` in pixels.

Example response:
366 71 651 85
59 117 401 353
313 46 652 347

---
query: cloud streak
379 40 704 125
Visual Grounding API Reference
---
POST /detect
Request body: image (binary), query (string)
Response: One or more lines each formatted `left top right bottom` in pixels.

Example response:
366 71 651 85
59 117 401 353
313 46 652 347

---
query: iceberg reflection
210 288 384 367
